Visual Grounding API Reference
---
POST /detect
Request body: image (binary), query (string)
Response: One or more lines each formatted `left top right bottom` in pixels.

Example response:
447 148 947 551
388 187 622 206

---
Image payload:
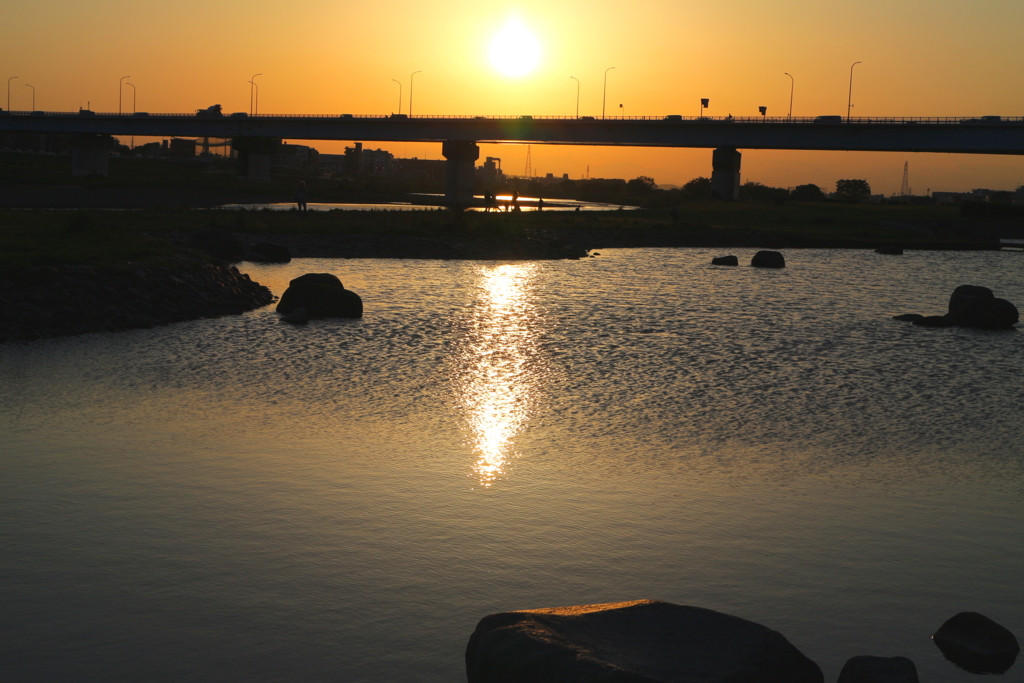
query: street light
570 76 580 118
602 67 614 119
392 79 402 115
619 103 624 118
409 70 421 116
699 98 709 118
119 76 130 115
250 74 261 116
7 76 18 111
125 82 135 114
784 72 794 120
25 83 35 111
847 61 861 122
759 105 767 121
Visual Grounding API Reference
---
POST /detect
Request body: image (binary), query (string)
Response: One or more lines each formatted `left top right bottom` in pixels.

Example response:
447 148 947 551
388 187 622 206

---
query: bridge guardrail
2 111 1023 124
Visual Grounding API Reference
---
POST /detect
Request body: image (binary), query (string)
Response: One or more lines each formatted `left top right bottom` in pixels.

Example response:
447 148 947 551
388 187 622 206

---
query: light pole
570 76 580 118
119 76 130 115
602 67 614 119
847 61 861 122
7 76 18 111
619 103 624 118
392 79 402 115
250 74 261 116
125 82 135 114
409 70 421 116
25 83 35 111
699 98 709 118
784 72 794 120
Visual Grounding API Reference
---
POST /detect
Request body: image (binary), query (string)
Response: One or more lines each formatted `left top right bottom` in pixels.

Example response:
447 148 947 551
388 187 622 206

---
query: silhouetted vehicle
389 113 408 119
814 115 843 123
196 105 223 118
519 115 533 120
132 112 150 117
580 116 595 120
30 111 44 116
229 112 248 118
78 109 96 117
339 114 353 118
961 116 1003 124
0 109 8 116
663 115 682 121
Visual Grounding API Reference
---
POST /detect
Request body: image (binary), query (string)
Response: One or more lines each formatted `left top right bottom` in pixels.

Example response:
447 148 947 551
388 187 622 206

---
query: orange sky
4 0 1024 193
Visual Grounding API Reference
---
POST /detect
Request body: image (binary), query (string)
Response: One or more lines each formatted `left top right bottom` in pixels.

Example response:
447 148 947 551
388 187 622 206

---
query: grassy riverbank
0 201 1015 269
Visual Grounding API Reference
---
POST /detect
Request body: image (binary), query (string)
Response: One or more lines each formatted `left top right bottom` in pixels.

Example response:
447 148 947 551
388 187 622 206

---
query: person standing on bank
295 181 308 216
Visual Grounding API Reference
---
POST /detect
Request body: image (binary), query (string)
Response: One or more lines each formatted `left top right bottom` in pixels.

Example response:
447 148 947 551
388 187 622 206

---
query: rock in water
933 612 1019 674
892 314 924 322
751 250 786 268
465 599 823 683
247 242 291 263
913 315 953 328
190 227 245 261
945 285 1018 329
277 273 362 318
712 255 739 266
837 656 919 683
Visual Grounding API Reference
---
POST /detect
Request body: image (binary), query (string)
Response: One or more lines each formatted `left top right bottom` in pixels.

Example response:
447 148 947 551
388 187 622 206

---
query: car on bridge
814 115 844 123
196 105 223 118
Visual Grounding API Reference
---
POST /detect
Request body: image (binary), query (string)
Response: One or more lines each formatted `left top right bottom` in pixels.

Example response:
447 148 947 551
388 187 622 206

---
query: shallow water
2 248 1022 682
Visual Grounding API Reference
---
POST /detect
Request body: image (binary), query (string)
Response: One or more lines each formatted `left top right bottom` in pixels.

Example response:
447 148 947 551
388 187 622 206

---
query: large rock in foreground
933 612 1019 674
945 285 1018 330
751 250 786 268
466 599 823 683
276 273 362 318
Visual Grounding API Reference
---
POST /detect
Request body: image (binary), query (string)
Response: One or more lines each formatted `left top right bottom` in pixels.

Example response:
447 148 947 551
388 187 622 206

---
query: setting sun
488 18 541 77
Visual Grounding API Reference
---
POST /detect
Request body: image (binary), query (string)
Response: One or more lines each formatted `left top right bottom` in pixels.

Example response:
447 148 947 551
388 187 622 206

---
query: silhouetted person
512 190 520 212
538 197 544 211
295 181 308 216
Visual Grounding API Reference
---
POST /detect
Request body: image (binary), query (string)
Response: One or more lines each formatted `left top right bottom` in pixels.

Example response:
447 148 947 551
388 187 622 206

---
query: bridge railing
2 110 1023 124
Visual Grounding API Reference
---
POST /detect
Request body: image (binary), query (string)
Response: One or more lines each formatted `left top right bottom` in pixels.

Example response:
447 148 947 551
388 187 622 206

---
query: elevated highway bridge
3 110 1023 202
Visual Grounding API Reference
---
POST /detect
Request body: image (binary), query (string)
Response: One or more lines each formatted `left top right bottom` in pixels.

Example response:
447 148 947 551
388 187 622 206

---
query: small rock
837 656 919 683
751 250 786 268
946 286 1018 329
892 314 924 322
712 255 739 266
913 315 953 328
933 612 1019 674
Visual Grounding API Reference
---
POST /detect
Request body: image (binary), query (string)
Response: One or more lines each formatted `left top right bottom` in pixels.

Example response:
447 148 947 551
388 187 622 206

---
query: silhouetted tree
834 179 871 203
626 176 657 196
790 184 825 202
739 181 788 202
681 176 711 199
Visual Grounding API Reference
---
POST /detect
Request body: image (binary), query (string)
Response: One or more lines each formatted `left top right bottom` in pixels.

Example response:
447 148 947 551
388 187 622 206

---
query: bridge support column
232 137 281 183
71 133 115 177
711 147 741 201
442 140 480 207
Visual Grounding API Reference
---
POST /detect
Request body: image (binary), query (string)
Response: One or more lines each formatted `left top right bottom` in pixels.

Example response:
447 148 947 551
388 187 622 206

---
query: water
2 248 1022 683
220 195 636 212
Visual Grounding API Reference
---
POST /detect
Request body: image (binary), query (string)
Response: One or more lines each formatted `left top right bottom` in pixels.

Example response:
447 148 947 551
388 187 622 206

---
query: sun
488 18 541 77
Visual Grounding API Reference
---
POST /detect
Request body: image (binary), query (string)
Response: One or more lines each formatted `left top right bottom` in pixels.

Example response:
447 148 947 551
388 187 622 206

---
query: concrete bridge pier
442 140 480 207
711 147 742 201
71 133 115 177
232 137 281 183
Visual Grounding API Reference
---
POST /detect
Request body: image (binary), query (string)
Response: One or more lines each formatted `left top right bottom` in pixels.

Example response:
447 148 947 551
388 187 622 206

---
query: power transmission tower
524 145 532 178
900 161 912 197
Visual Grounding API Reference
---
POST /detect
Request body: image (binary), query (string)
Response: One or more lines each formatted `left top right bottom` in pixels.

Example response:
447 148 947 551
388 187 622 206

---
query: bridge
3 109 1023 202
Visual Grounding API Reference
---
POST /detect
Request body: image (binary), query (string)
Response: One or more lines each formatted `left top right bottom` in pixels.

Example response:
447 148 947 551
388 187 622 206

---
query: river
2 248 1022 682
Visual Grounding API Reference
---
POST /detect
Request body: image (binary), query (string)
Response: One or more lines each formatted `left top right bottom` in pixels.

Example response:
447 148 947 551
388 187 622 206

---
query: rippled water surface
2 248 1023 682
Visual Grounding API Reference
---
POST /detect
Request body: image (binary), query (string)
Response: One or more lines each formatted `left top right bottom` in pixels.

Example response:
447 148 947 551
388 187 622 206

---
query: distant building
278 142 319 170
169 138 196 158
0 131 70 154
394 157 446 182
477 157 505 185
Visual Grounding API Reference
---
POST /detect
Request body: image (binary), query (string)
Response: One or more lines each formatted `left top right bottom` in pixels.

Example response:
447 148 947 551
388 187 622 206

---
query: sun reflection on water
455 263 547 487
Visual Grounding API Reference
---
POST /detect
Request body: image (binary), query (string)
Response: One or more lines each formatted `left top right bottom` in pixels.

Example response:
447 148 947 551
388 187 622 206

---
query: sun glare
488 19 541 77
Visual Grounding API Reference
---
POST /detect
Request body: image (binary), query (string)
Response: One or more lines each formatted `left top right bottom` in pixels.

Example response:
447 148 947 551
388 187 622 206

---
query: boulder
837 656 918 683
913 315 953 328
875 246 904 255
712 255 739 266
933 612 1019 674
276 272 362 318
892 314 924 322
465 599 823 683
945 286 1018 329
190 227 245 261
751 250 786 268
247 242 291 263
281 307 308 325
